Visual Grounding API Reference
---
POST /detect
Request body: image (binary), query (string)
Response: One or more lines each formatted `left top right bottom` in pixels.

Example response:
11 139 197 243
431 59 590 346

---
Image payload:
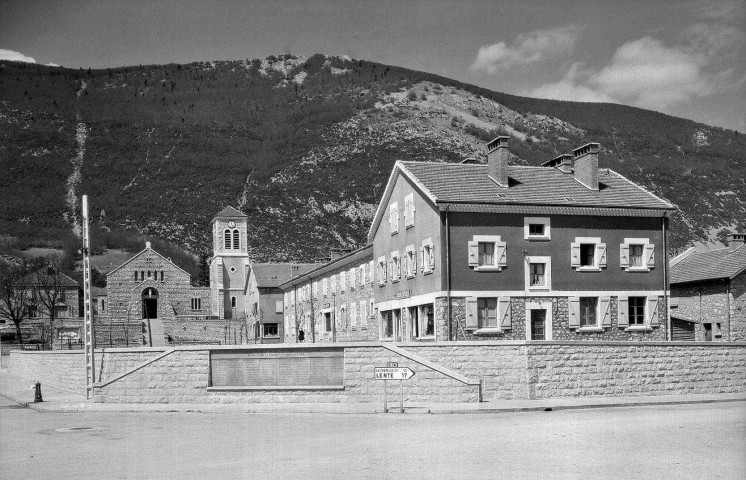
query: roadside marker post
374 362 415 413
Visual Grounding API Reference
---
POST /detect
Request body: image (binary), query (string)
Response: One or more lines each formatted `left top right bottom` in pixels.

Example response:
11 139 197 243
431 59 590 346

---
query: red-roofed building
669 233 746 341
368 138 675 342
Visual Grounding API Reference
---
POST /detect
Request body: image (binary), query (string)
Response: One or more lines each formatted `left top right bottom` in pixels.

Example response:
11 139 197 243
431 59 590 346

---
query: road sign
374 367 415 380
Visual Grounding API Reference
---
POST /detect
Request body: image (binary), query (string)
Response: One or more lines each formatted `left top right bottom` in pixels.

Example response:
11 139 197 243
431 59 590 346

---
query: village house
246 263 315 343
21 269 83 344
279 245 377 343
367 137 675 342
669 233 746 342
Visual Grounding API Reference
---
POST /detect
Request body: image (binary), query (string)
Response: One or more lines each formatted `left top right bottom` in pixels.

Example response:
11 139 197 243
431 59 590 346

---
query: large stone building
106 241 210 345
669 233 746 342
366 138 674 342
280 245 378 343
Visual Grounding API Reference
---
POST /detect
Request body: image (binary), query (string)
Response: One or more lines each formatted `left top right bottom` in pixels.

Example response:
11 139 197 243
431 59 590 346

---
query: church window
232 229 240 250
231 296 237 308
140 270 145 281
224 229 232 249
147 270 151 278
134 271 138 281
160 271 164 281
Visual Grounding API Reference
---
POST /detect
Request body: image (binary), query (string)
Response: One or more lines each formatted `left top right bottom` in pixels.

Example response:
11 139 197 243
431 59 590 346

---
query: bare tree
0 261 31 344
30 255 72 350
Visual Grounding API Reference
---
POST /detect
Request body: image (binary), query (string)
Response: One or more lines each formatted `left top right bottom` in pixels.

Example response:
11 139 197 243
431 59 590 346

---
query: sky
1 0 744 131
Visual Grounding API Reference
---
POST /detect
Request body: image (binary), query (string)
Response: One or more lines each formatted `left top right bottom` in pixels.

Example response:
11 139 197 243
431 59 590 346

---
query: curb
3 393 744 415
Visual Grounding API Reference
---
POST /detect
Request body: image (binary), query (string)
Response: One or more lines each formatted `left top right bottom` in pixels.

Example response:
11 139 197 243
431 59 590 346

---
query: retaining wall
10 342 746 404
8 350 86 395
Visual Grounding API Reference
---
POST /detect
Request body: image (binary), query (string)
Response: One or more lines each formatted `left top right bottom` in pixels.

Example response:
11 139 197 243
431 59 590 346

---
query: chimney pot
487 136 510 188
572 142 600 190
727 233 745 251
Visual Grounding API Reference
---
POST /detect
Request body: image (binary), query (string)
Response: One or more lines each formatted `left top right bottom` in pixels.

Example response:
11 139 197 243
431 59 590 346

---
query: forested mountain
2 54 744 265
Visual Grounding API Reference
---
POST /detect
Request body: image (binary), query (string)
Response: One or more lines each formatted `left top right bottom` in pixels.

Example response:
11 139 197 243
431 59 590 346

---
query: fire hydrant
33 382 43 403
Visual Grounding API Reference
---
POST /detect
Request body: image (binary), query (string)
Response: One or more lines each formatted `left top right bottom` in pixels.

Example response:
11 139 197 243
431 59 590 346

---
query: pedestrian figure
298 329 305 342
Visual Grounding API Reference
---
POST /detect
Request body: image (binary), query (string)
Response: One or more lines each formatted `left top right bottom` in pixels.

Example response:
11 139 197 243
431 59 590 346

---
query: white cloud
530 33 742 110
470 25 580 74
0 49 36 63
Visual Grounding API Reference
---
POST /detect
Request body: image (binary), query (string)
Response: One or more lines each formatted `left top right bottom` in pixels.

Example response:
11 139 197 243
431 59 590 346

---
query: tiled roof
213 206 247 219
251 263 317 288
400 161 674 210
670 245 746 284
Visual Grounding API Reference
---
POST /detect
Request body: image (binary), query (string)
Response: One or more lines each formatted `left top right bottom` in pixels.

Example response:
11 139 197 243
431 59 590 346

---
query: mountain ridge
1 54 744 268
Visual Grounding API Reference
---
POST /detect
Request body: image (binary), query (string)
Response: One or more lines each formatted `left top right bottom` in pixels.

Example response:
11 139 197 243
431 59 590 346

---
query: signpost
374 362 415 413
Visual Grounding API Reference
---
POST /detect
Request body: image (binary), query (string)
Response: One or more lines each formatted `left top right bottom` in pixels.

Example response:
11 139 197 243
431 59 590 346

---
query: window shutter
388 259 393 281
499 297 511 329
468 241 479 266
620 244 630 268
568 297 580 328
411 247 417 274
571 243 580 267
466 297 478 329
618 296 629 327
645 244 655 268
429 244 435 271
647 297 659 326
383 260 387 283
597 243 607 268
419 247 424 272
496 241 507 268
600 296 611 327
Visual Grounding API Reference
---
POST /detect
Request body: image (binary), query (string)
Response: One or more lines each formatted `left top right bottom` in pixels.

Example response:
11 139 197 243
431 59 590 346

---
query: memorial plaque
211 348 344 387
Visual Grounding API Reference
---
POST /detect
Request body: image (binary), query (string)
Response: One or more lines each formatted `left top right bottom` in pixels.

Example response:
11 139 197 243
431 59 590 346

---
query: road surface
1 396 744 479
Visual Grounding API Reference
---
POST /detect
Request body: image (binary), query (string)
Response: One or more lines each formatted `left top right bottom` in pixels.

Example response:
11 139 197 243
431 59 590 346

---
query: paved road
1 396 744 479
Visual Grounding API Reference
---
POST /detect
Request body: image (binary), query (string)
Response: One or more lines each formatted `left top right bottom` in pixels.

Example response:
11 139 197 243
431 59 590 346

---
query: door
530 309 546 340
409 306 419 340
142 288 158 319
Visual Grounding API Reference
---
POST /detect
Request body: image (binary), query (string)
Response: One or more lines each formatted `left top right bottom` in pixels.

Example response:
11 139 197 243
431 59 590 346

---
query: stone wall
672 273 745 342
88 341 746 404
8 350 86 395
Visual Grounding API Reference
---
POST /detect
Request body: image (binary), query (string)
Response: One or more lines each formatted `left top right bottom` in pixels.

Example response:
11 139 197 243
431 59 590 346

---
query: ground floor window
324 312 332 332
579 297 597 327
263 323 279 338
477 298 497 328
628 297 645 325
530 309 546 340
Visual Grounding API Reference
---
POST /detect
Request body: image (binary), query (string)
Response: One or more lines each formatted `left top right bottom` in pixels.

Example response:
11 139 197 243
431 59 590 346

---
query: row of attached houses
280 138 677 342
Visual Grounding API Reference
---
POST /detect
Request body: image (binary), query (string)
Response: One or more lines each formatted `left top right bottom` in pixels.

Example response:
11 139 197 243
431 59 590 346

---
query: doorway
703 323 712 341
408 306 419 341
530 309 546 340
142 288 158 319
393 309 402 342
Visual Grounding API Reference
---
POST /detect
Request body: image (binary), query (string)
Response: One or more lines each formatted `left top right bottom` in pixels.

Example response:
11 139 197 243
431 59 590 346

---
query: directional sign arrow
374 367 415 380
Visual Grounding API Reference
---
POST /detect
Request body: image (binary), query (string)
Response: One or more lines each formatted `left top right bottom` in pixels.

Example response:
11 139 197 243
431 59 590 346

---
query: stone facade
18 341 737 404
671 273 746 342
105 243 211 345
281 247 378 343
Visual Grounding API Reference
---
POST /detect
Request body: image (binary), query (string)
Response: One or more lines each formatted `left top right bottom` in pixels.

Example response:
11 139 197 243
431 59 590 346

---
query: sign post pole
82 195 95 400
400 380 404 413
383 379 388 413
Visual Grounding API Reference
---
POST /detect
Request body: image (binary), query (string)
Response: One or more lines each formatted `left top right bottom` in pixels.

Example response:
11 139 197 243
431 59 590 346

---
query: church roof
212 206 247 221
106 243 190 278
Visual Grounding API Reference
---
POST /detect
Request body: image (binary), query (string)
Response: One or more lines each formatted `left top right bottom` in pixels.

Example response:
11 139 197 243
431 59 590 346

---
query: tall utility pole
82 195 95 400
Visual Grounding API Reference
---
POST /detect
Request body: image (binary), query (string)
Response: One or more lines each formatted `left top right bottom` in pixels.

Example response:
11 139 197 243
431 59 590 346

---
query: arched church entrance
142 287 158 319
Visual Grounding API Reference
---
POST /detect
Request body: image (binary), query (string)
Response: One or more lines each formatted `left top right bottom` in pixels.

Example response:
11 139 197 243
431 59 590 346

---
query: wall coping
9 350 85 355
90 341 746 354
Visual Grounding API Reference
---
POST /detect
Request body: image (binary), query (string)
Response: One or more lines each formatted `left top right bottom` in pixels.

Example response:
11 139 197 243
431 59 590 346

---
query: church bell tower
209 206 250 319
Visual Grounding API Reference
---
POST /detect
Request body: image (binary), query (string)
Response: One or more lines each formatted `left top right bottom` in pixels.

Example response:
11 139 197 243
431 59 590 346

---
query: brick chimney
727 233 745 251
487 136 510 188
572 142 600 190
